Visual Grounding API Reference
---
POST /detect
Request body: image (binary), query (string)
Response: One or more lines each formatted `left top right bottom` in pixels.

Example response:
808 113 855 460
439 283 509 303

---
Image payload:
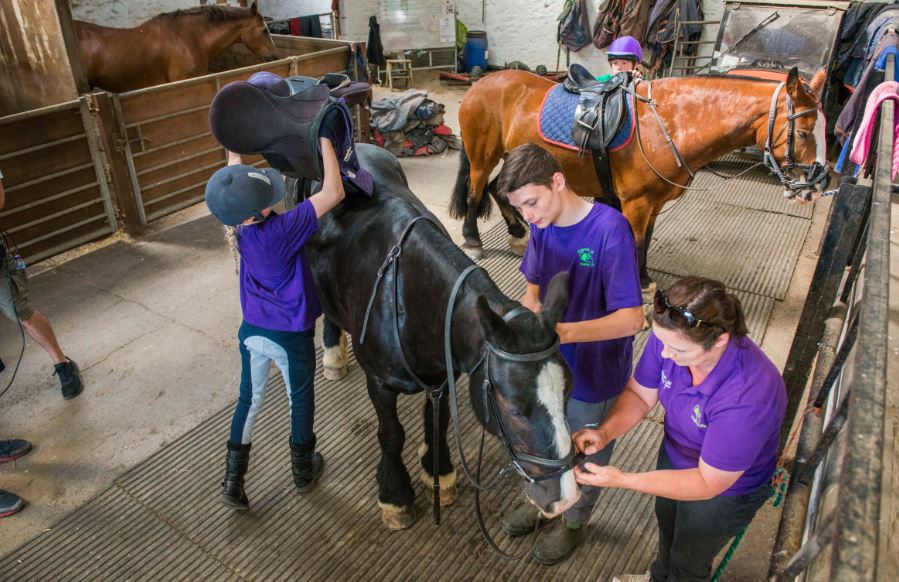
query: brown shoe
532 519 584 565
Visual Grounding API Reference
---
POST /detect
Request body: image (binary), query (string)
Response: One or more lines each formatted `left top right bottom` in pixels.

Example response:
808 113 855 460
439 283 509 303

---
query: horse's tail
449 145 492 220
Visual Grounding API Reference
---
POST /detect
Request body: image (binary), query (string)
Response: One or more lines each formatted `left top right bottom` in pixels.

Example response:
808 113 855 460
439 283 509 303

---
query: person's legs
563 397 617 524
664 481 769 581
531 397 616 565
650 445 677 582
2 258 82 398
269 328 324 491
20 311 65 364
0 438 32 518
222 324 273 509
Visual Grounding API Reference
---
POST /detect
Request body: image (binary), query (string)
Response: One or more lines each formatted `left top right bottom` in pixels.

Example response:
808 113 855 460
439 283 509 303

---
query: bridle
626 77 828 201
761 81 829 198
359 216 578 557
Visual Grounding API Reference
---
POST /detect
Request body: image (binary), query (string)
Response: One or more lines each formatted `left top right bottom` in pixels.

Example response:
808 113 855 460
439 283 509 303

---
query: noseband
762 81 829 198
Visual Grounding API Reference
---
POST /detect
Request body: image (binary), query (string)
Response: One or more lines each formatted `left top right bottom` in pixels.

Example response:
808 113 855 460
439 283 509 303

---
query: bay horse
308 144 580 530
450 67 827 294
75 2 276 93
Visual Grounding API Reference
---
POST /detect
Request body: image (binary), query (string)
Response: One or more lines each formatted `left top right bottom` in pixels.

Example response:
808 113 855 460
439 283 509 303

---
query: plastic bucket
463 31 488 73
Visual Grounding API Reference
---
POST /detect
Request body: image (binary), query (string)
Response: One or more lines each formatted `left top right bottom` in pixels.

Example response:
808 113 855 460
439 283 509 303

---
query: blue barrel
463 31 488 73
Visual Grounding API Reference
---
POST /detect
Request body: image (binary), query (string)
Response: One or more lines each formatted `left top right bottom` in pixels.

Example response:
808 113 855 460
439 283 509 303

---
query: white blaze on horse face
814 107 827 165
536 361 579 508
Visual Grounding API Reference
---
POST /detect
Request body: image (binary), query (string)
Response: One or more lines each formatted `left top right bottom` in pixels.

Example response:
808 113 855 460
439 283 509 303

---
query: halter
762 81 829 198
359 217 577 557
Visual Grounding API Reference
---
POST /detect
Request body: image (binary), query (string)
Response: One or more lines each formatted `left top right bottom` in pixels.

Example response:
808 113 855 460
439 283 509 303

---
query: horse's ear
809 68 826 100
785 67 801 98
476 296 511 347
250 1 258 15
540 272 569 328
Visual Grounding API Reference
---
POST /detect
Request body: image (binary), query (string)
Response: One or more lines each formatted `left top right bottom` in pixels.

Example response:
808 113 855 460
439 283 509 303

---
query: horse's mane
158 5 252 23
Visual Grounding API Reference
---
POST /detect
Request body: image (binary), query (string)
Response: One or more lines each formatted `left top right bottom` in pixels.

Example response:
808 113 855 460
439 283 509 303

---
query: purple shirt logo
577 247 596 267
660 370 672 390
690 404 707 429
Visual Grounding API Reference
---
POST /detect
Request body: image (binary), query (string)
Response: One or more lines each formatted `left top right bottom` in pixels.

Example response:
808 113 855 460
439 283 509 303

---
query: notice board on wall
377 0 456 53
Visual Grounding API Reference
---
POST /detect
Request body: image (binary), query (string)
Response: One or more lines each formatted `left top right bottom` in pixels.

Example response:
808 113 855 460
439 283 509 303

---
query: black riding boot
290 435 325 493
221 441 252 510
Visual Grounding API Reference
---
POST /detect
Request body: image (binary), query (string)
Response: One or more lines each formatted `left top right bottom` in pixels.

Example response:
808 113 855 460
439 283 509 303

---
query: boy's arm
308 138 346 219
556 305 645 344
520 282 542 312
226 150 243 166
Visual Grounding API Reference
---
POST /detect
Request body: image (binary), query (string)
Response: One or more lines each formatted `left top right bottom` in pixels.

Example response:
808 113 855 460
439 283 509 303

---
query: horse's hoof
322 365 348 381
418 446 458 507
641 281 658 305
379 502 416 530
427 471 458 507
461 243 484 261
508 234 528 257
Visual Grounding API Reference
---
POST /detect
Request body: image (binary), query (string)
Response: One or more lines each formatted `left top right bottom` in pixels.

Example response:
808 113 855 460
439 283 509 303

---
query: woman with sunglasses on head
573 276 786 582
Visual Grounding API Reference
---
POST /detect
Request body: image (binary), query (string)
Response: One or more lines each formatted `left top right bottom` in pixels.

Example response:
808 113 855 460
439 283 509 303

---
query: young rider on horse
596 36 644 82
495 143 645 564
205 126 345 511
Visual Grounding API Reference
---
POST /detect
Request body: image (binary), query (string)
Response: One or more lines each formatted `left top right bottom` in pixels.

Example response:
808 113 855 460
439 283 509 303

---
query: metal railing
769 54 894 581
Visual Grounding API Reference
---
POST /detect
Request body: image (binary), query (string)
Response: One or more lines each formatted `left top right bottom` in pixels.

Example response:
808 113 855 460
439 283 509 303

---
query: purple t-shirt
237 200 321 332
634 331 787 496
520 203 642 402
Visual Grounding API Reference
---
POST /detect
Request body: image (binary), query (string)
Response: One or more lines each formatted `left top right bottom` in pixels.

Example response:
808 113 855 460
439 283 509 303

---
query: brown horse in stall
75 2 276 93
450 67 827 294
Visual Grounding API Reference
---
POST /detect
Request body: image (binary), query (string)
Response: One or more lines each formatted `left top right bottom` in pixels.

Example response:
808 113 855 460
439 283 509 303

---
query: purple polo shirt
634 331 787 496
521 203 642 402
237 200 322 332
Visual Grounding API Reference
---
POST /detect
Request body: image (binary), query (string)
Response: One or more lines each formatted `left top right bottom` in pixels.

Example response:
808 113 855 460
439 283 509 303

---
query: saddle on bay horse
209 71 374 196
565 64 632 211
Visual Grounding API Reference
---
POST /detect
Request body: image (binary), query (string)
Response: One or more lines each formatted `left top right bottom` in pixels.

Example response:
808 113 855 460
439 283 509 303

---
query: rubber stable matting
0 173 808 580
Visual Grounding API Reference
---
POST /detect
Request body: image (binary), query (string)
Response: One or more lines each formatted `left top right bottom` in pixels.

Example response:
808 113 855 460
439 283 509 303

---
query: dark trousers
228 321 317 446
650 445 770 582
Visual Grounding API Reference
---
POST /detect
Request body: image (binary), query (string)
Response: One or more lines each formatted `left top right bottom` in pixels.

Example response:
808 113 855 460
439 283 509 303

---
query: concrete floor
0 71 854 579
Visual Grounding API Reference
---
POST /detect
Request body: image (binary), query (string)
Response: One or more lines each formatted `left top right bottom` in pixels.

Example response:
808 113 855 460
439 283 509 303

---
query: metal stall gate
769 55 895 581
0 98 117 263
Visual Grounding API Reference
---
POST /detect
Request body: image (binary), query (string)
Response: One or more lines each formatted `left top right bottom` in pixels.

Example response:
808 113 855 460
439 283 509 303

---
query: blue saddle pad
538 84 634 152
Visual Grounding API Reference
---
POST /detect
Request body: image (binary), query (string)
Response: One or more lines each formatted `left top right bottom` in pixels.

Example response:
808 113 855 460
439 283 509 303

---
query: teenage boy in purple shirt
574 276 787 582
495 143 645 565
204 134 345 511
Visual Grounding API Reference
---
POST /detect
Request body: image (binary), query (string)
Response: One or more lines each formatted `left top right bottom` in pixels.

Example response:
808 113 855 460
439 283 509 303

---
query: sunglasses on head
653 289 723 329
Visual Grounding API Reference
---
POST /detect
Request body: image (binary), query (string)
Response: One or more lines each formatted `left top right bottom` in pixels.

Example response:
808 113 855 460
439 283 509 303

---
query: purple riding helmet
607 36 643 64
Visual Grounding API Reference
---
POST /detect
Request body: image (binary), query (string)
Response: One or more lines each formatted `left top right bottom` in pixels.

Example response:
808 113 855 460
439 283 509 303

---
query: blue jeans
228 321 317 446
650 445 770 582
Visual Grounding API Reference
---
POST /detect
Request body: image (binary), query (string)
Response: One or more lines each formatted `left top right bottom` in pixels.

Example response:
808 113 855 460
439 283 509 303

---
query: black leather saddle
209 74 370 184
563 64 631 211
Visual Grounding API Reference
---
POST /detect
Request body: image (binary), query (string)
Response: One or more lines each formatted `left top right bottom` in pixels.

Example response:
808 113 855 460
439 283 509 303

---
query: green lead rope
711 467 789 582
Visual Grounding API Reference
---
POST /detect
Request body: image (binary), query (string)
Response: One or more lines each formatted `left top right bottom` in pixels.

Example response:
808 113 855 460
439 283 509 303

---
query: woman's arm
308 138 346 218
573 377 659 454
574 458 743 501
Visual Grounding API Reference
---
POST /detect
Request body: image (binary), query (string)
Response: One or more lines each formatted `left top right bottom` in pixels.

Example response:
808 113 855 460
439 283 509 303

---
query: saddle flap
571 82 629 153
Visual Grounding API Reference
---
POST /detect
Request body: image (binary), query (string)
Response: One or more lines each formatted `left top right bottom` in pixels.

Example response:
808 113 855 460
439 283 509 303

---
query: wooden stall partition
110 59 293 223
0 99 117 262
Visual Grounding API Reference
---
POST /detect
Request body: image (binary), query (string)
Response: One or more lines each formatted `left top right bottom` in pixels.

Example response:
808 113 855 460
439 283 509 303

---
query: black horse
307 144 581 529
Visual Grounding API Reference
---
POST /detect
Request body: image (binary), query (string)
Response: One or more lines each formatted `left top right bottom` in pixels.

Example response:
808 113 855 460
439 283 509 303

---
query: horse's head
241 2 278 62
756 67 829 202
473 273 580 518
